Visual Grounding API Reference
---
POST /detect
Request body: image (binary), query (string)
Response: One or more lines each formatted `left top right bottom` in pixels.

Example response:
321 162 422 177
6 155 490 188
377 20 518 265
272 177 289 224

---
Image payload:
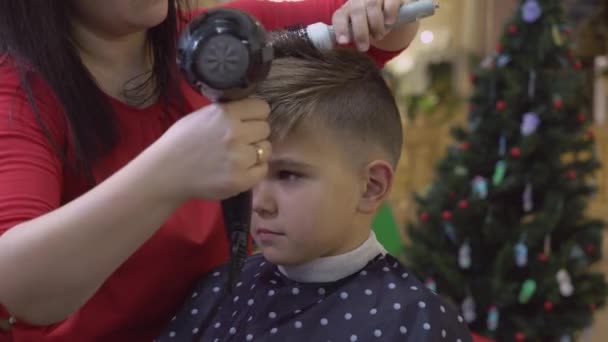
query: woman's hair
0 1 187 181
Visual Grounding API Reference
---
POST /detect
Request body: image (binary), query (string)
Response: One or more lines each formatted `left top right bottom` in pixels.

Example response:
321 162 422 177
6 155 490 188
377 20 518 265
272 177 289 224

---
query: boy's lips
254 227 284 237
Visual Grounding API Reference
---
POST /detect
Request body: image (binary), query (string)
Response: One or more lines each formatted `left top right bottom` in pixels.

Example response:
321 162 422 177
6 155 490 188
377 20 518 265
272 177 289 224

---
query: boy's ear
357 160 394 214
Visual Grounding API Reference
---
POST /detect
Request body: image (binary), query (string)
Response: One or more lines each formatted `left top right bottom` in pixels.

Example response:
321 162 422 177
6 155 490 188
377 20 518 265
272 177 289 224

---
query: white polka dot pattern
155 254 473 342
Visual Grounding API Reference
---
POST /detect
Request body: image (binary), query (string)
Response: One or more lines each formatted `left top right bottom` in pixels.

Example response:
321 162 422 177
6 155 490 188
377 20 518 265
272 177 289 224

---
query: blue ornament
521 112 540 136
472 176 488 199
514 242 528 267
425 277 437 293
522 0 542 23
469 116 481 131
487 306 499 331
498 135 507 156
443 222 457 243
497 54 511 67
570 245 585 259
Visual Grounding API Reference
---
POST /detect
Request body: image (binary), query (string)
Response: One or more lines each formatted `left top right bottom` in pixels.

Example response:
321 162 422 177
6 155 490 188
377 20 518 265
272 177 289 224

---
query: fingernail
358 42 369 51
338 35 349 44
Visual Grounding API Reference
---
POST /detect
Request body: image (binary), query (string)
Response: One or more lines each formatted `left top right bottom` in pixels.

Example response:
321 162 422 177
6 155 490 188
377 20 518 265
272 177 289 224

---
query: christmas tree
403 0 608 341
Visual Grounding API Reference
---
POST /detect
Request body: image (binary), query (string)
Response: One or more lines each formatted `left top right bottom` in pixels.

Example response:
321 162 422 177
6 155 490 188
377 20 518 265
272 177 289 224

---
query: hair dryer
178 8 273 292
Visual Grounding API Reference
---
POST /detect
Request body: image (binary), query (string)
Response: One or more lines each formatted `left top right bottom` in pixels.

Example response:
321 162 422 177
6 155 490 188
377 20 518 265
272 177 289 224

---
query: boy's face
251 123 370 266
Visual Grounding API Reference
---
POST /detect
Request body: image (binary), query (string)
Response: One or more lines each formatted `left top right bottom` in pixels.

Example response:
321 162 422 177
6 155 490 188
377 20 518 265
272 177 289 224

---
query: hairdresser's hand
333 0 403 51
154 99 271 202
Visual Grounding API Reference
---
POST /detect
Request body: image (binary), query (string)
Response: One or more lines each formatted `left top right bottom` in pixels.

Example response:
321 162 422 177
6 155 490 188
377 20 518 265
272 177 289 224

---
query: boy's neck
277 231 387 283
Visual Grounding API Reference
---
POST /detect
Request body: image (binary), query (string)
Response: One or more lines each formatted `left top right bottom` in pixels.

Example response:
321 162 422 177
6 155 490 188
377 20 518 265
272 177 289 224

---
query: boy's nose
252 182 277 217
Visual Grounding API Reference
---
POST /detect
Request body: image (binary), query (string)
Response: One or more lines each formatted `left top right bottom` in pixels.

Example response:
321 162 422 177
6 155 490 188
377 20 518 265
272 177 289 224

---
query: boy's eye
277 170 302 181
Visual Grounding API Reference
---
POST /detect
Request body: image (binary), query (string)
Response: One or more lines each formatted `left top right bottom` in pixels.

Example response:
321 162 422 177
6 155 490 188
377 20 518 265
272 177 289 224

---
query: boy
157 40 472 342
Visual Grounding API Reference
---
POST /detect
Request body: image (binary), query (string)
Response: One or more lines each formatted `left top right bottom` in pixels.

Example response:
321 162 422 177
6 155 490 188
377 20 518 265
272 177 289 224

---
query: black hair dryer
177 8 274 291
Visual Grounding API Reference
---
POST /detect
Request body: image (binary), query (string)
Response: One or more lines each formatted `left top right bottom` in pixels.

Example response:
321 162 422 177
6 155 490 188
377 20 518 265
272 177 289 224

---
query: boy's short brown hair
255 39 403 168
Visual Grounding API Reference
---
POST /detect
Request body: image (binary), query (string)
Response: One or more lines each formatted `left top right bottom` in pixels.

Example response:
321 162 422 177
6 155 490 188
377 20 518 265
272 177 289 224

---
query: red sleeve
192 0 402 68
0 63 66 235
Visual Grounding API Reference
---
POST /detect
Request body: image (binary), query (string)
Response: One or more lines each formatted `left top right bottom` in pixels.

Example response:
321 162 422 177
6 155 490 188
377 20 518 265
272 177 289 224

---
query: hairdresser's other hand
152 99 271 202
333 0 403 51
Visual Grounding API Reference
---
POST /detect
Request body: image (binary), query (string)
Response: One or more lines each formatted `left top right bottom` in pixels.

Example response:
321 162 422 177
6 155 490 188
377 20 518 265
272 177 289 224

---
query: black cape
156 254 473 342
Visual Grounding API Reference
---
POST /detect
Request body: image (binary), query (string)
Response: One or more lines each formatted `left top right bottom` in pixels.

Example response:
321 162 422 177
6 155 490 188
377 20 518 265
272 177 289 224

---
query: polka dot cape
156 254 472 341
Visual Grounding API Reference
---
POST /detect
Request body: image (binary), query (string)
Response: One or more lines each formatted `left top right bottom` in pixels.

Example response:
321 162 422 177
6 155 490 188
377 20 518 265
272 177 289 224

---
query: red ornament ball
420 212 430 222
574 60 582 70
538 253 549 262
585 243 596 254
469 74 476 83
577 113 586 124
587 130 595 140
458 200 469 209
460 142 471 151
567 170 577 180
496 100 506 111
553 99 564 110
544 300 554 311
442 210 453 221
508 25 518 34
510 147 521 158
515 332 526 342
496 44 504 53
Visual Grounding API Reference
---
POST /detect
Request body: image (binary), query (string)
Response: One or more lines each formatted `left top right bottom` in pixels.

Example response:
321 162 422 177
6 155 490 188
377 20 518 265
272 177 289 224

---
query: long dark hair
0 1 187 182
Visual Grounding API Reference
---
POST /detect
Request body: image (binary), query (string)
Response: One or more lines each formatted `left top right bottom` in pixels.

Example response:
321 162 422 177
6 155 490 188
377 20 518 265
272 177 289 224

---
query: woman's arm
209 0 418 67
0 75 270 326
0 90 183 325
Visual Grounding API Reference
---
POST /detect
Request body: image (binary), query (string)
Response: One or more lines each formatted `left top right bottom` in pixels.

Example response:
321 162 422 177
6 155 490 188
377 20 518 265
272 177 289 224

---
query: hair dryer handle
221 191 252 289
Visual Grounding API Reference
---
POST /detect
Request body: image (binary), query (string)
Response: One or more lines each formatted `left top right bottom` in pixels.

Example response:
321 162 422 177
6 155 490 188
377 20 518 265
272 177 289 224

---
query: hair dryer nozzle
178 8 274 101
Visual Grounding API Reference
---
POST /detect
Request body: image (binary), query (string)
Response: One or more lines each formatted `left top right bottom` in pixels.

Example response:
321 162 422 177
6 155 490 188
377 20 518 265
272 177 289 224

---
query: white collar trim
277 231 387 283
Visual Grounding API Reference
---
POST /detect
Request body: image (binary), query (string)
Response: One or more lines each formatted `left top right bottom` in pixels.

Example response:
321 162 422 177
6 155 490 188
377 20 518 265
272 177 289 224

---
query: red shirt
0 1 402 341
